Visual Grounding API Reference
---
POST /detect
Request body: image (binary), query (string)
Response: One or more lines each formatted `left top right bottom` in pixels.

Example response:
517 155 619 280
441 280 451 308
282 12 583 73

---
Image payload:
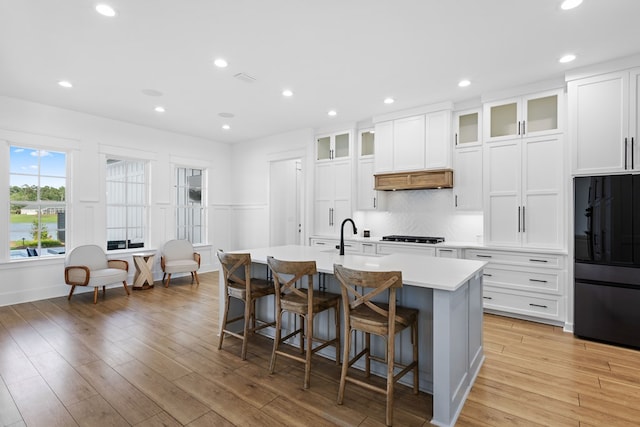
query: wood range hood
374 169 453 191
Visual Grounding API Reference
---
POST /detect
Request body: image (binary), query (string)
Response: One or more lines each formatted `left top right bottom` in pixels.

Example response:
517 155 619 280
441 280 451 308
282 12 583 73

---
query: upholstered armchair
160 240 201 287
64 244 130 304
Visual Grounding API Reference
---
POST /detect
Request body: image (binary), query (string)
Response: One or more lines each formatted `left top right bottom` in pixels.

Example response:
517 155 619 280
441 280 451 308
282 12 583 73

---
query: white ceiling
1 0 640 144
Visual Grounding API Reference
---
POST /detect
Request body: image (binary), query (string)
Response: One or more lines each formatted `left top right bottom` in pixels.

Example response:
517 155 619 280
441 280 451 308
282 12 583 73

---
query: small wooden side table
132 251 156 290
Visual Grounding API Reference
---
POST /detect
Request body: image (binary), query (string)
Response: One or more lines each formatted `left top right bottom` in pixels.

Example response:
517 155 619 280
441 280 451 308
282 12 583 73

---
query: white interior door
270 158 303 246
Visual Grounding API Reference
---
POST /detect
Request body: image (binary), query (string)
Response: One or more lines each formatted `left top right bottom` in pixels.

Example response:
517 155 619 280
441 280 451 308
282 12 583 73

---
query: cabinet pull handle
518 206 521 232
633 137 635 169
522 206 525 233
529 303 548 309
483 296 493 300
529 259 548 263
625 137 628 169
455 194 458 207
363 243 373 246
455 133 458 146
373 197 377 208
476 254 492 258
440 249 453 252
529 278 548 283
522 120 526 135
483 273 493 277
316 242 326 245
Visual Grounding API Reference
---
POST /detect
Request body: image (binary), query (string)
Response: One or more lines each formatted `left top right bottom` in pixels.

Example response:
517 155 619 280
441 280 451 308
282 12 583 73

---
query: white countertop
237 245 486 292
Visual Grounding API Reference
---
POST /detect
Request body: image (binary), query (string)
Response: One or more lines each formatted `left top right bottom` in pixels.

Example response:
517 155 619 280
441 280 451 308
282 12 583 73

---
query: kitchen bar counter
221 245 485 427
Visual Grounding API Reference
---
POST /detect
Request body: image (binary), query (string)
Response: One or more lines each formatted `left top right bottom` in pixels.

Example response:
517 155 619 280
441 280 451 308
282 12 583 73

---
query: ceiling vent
234 72 256 83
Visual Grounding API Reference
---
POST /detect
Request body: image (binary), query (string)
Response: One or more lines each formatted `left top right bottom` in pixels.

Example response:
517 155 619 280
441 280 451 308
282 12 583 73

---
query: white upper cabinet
453 108 483 211
484 89 562 143
357 129 385 211
569 68 640 175
316 131 350 162
373 108 452 173
484 134 564 249
314 130 352 235
454 109 481 147
393 115 426 171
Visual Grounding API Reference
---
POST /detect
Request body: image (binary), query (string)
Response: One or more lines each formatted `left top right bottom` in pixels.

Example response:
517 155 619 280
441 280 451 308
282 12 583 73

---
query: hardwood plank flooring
0 271 639 426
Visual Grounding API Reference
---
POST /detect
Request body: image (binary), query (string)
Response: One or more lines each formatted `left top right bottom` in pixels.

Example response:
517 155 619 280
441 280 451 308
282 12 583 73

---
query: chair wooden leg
412 321 419 394
337 328 351 404
269 310 283 374
193 271 200 285
218 294 230 350
67 285 76 301
93 287 99 304
123 281 130 296
334 304 341 365
241 297 251 360
386 337 395 427
365 333 371 377
304 313 313 389
165 274 171 287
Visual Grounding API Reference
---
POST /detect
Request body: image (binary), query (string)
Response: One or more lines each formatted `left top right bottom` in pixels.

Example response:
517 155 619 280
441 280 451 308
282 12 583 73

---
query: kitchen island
219 245 485 427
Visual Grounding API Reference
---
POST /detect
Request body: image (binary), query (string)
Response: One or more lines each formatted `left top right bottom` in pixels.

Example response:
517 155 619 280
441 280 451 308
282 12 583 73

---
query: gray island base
219 245 486 427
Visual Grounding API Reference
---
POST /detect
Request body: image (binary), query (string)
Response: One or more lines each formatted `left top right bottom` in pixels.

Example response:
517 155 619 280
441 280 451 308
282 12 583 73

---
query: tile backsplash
353 189 483 243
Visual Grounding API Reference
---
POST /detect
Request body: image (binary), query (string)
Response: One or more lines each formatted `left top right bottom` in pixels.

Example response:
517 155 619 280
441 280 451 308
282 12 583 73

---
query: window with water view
9 146 67 259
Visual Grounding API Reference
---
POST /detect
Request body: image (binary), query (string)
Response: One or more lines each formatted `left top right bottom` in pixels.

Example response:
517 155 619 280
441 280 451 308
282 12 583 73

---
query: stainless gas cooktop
381 235 445 244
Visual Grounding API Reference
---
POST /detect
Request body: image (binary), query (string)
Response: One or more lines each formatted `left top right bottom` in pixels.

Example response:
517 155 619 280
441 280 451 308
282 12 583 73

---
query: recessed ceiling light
561 0 583 10
559 54 576 63
95 4 117 17
214 58 228 68
384 97 395 104
58 80 73 88
282 89 293 97
458 79 471 87
222 124 230 130
154 106 165 113
328 110 337 117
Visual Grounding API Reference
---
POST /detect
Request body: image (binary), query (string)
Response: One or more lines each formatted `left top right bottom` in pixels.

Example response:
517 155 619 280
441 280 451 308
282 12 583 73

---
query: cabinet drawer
482 288 561 320
310 238 361 253
436 248 458 258
482 267 561 294
377 244 436 257
466 249 564 268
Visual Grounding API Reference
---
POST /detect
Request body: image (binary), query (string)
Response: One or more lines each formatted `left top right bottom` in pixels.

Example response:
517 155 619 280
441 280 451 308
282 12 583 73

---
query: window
106 159 146 250
175 167 204 244
9 146 67 259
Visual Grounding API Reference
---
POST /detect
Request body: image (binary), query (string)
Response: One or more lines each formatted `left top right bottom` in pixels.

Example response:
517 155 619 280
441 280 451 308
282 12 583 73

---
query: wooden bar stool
217 250 275 360
334 264 419 426
267 256 341 389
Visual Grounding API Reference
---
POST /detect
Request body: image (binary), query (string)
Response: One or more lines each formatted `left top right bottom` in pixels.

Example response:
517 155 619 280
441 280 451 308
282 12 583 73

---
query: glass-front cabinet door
454 109 481 147
316 131 351 161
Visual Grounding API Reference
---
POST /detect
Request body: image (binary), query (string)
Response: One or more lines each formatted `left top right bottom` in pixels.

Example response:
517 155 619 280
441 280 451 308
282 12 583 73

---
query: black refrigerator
574 174 640 348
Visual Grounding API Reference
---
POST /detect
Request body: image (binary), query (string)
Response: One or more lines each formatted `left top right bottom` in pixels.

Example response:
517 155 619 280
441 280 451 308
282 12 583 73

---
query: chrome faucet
339 218 358 255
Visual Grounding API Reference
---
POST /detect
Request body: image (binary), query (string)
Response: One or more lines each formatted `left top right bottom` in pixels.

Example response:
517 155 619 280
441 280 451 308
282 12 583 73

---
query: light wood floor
1 271 639 426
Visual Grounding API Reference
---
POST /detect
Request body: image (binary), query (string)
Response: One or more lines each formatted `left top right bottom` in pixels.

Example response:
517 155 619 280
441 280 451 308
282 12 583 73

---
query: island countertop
236 244 486 292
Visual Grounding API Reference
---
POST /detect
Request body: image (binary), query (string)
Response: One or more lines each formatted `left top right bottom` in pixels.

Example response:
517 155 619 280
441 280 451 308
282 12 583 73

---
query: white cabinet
377 243 436 257
484 89 562 143
484 134 564 249
466 249 566 324
310 237 361 254
374 109 452 173
436 248 458 258
394 115 426 171
454 109 482 147
453 109 483 211
357 129 386 211
314 130 352 235
569 68 640 174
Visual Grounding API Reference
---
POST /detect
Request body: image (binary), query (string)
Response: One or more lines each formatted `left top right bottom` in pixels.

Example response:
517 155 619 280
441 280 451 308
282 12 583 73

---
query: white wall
0 96 230 306
354 189 483 243
224 128 313 251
